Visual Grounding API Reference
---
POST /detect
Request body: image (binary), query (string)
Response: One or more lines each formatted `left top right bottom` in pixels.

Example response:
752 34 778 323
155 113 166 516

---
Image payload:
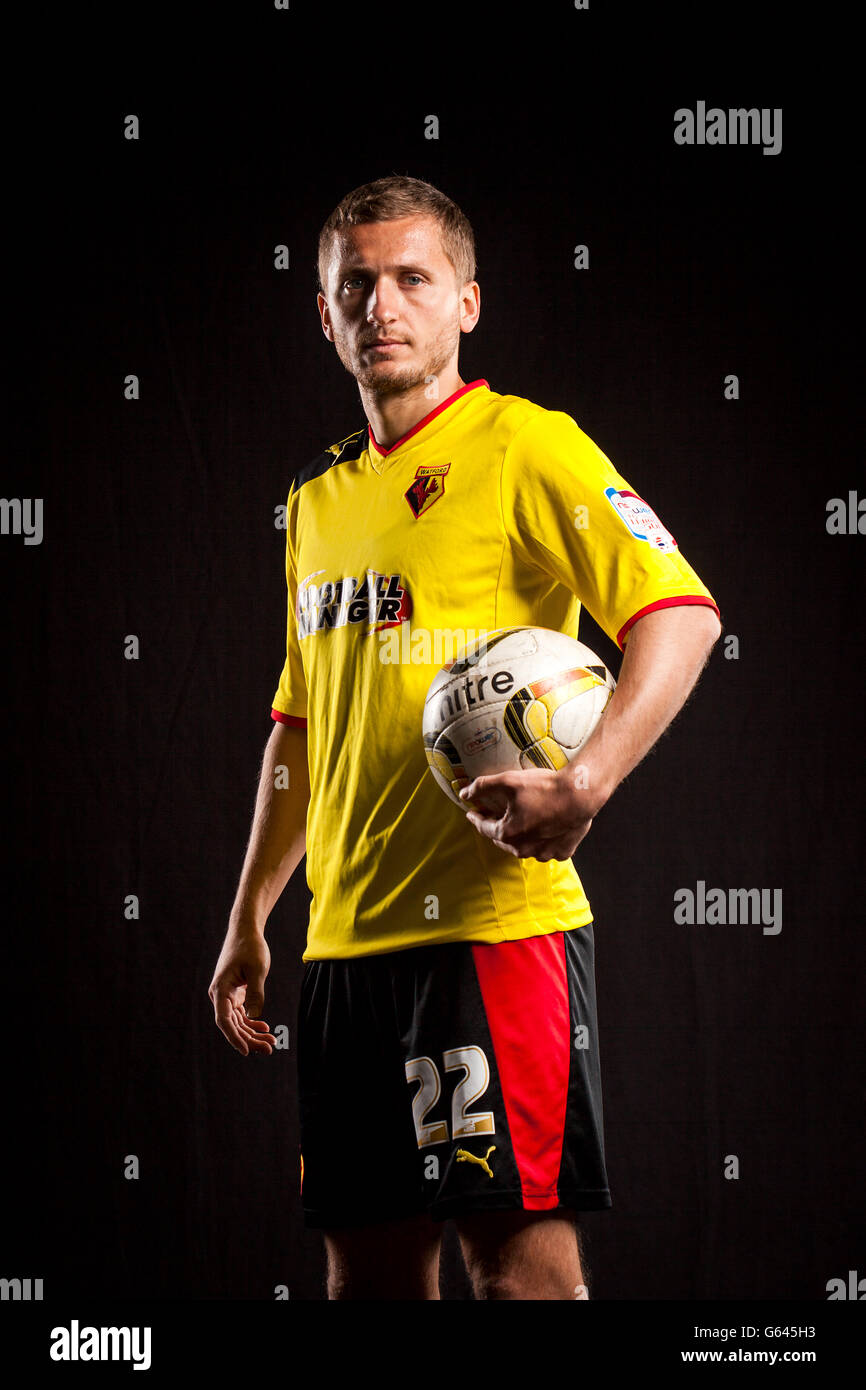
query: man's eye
342 275 423 290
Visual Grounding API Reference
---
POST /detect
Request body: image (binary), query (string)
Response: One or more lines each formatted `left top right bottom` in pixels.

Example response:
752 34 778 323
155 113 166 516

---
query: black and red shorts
296 923 611 1228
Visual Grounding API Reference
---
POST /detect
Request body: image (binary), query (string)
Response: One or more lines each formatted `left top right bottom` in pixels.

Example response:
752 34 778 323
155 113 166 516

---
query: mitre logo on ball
422 626 616 808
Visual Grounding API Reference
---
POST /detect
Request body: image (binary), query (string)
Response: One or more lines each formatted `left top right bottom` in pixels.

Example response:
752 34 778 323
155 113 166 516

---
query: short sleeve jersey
271 380 719 960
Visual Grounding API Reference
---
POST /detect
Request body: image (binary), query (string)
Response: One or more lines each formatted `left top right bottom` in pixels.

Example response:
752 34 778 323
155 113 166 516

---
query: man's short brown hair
317 175 476 295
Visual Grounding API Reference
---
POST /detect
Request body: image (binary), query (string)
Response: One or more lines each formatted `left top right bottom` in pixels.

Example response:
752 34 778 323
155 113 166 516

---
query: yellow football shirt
271 380 719 959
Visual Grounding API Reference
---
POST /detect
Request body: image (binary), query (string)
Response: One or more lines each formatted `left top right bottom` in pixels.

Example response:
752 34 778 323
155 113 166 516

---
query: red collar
367 379 489 456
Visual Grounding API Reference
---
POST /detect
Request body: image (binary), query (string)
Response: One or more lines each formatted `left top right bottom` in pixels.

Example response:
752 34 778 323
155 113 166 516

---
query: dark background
3 3 862 1305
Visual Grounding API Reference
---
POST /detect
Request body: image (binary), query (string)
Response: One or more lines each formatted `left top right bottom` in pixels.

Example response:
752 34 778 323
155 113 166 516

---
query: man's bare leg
455 1207 589 1300
323 1212 443 1300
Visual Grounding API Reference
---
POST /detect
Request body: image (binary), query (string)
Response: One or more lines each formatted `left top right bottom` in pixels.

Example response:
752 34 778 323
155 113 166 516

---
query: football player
209 176 721 1300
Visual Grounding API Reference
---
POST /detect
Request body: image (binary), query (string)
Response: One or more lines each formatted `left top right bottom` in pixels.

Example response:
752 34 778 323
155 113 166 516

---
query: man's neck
361 369 465 453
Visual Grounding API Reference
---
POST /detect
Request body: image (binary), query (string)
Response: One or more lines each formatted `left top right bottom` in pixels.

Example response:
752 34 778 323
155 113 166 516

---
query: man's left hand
458 765 602 861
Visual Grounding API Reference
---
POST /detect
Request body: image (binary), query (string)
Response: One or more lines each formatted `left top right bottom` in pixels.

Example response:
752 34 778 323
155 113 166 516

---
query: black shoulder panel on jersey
292 425 369 494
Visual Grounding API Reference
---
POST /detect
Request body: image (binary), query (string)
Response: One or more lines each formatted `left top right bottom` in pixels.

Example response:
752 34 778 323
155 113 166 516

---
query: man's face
318 216 477 396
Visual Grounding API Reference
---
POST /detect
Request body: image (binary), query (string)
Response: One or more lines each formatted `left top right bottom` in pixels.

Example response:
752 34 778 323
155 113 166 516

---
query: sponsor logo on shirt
604 487 678 552
296 569 412 637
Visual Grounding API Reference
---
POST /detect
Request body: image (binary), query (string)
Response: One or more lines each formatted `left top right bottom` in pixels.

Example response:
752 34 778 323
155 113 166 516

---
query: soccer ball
422 626 616 808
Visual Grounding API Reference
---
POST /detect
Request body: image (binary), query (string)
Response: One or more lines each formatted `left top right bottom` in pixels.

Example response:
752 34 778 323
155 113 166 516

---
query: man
209 175 721 1300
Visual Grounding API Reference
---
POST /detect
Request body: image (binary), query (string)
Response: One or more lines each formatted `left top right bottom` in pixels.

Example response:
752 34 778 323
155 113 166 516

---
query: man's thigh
323 1213 442 1300
322 1208 588 1301
455 1206 590 1300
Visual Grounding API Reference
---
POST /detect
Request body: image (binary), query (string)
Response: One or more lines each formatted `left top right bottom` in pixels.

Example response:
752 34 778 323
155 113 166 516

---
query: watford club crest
404 462 451 518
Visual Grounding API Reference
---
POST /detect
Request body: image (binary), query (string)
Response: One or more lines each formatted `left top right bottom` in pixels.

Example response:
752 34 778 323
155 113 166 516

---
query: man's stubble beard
333 313 462 397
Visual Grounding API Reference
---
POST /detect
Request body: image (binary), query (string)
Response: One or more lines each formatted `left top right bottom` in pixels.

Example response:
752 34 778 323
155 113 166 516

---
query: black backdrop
3 0 863 1331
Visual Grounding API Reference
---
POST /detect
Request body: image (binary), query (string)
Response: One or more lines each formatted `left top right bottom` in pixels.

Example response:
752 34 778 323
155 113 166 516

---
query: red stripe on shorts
471 932 570 1210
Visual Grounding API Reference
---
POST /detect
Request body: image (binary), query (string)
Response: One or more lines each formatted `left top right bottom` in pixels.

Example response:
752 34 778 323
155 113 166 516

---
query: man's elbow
697 604 723 646
690 604 723 668
663 601 722 660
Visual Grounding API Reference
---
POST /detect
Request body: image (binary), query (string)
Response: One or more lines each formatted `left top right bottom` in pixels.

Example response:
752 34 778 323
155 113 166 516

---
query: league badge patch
604 486 678 552
405 462 451 518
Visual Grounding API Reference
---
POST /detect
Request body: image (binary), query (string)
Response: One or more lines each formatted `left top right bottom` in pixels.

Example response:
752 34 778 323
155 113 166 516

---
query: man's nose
366 276 399 323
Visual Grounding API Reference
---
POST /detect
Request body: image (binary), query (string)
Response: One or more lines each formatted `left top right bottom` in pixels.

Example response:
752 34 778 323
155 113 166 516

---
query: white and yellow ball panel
423 627 616 807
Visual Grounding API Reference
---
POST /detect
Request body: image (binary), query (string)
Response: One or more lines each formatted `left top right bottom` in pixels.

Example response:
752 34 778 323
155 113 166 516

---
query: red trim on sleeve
617 596 721 649
271 709 307 726
368 379 489 457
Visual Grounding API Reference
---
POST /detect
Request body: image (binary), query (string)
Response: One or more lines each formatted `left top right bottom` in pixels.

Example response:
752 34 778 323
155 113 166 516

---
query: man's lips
363 340 407 350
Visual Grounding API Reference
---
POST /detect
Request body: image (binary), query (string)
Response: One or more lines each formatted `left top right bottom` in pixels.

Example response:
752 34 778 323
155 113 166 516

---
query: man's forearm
574 604 721 809
230 721 311 935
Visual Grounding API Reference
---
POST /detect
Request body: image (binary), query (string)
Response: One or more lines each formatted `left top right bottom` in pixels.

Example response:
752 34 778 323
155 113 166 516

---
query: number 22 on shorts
404 1044 495 1147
